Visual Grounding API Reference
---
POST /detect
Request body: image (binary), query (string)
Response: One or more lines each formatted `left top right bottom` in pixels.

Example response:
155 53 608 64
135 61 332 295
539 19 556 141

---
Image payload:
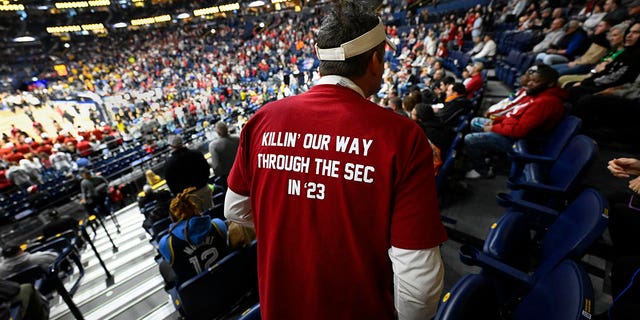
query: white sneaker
465 169 483 179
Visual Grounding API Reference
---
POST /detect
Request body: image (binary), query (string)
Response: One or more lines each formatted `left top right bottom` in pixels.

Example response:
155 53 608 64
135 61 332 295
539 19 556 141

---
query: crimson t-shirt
228 84 447 319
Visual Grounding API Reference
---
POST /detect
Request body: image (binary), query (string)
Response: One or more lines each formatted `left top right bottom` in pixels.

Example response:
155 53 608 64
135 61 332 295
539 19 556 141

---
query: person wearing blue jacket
536 20 589 65
158 187 230 286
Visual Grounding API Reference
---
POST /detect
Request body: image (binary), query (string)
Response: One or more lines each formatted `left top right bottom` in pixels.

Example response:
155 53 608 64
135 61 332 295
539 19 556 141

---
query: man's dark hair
2 243 21 258
532 64 560 84
441 76 456 86
451 83 467 96
317 0 385 78
389 97 402 109
413 103 436 122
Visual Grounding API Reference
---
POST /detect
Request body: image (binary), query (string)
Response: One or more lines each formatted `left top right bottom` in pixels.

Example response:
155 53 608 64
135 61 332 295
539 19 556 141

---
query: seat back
175 243 258 319
483 211 531 271
151 217 171 237
238 303 261 320
514 260 594 320
6 264 46 285
547 135 597 193
537 188 608 277
434 274 499 320
536 116 583 160
436 132 464 191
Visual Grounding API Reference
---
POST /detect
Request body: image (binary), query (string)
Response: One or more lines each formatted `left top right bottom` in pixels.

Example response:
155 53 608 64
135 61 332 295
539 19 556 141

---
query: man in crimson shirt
464 64 567 179
225 1 447 319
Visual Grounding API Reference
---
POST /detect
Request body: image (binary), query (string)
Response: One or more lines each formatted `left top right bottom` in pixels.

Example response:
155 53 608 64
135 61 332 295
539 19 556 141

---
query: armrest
506 178 565 194
459 245 534 287
496 193 560 217
508 151 555 164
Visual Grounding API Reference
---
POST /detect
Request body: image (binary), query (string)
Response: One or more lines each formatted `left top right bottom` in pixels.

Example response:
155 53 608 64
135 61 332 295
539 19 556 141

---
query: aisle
49 203 178 320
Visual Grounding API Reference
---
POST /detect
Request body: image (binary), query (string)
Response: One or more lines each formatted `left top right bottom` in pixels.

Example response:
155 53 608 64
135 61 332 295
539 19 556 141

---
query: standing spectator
225 1 447 319
164 135 212 211
79 169 111 220
471 11 483 38
208 122 239 188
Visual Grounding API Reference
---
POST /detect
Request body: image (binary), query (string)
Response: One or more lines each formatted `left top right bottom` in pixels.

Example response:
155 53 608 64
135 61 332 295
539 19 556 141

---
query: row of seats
495 49 535 89
436 121 606 319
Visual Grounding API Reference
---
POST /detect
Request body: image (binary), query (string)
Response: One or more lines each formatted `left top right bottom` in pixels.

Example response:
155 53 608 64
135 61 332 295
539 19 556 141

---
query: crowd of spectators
0 0 639 316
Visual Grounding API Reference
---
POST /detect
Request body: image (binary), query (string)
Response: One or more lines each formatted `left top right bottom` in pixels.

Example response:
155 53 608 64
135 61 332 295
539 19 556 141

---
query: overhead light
210 28 216 34
194 6 219 16
248 0 265 7
0 4 25 11
36 5 50 10
113 22 127 28
258 22 265 28
14 36 36 42
32 77 38 82
176 12 190 19
64 42 71 48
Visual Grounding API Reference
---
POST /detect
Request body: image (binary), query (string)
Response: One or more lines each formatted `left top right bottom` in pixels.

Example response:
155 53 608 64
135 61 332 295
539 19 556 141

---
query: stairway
49 203 179 320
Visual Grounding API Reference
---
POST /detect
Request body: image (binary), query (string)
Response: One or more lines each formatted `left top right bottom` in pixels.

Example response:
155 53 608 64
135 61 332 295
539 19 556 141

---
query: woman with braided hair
158 187 230 285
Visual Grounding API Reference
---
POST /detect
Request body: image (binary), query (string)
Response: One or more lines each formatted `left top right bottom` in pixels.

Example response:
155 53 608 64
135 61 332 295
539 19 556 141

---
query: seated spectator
571 74 640 147
581 3 607 35
532 18 566 54
603 0 630 25
435 83 473 129
139 184 173 231
464 65 567 179
0 280 49 320
567 21 640 103
388 97 408 117
471 34 496 65
467 36 484 56
552 19 613 76
0 243 57 279
412 103 453 153
483 70 532 119
158 187 231 286
465 62 484 99
559 22 627 86
5 162 36 191
536 20 589 65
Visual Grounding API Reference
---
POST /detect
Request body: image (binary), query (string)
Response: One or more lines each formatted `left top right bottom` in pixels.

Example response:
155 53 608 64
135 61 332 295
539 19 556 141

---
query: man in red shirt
465 61 484 99
225 1 447 319
464 64 567 179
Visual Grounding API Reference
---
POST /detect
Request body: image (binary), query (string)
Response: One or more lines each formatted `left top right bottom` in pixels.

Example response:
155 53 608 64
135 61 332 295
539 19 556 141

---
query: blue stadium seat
168 242 258 319
508 116 582 177
238 303 261 320
461 188 608 282
435 259 594 320
498 135 597 210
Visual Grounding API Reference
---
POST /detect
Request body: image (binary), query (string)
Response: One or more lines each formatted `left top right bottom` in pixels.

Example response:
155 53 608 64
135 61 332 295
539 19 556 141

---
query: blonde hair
169 187 200 222
145 169 162 186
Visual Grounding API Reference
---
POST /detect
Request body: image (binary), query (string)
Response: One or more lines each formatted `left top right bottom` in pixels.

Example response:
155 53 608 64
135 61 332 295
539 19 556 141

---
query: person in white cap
225 1 447 318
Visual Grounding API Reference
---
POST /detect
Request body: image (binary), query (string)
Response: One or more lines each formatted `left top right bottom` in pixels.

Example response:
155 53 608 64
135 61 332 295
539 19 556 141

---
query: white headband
315 18 396 61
